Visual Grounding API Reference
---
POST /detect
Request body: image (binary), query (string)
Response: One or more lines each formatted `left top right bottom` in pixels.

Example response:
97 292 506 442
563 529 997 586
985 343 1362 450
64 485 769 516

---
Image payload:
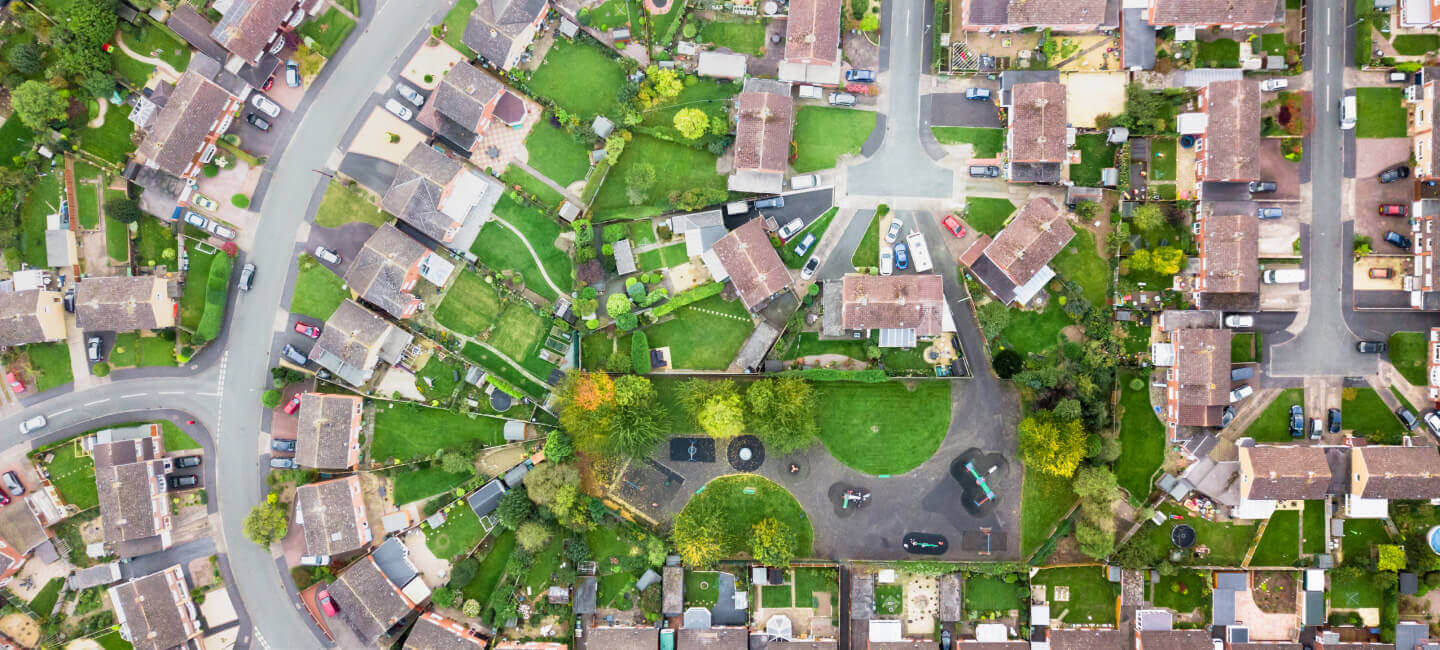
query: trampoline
728 435 764 472
1171 524 1197 549
669 438 715 463
489 390 513 412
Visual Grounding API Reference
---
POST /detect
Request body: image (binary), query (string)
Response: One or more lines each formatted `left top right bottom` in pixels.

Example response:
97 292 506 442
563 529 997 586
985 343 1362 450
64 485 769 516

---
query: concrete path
514 159 584 205
489 215 567 298
112 32 182 82
86 99 108 129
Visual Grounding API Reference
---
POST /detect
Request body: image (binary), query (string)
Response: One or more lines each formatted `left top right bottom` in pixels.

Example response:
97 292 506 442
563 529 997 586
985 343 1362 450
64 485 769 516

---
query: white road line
52 408 71 416
159 391 185 395
122 393 146 399
84 399 109 406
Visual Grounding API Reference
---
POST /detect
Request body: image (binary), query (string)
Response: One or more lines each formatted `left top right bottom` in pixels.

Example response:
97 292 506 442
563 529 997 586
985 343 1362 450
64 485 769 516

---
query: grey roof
0 290 61 347
296 394 362 470
502 461 530 487
381 149 501 247
1215 572 1248 590
1212 585 1237 625
136 70 236 177
663 566 683 615
1395 621 1428 650
210 0 293 64
110 567 195 650
1123 8 1156 70
311 300 414 386
731 320 780 371
431 63 504 133
1303 591 1325 625
575 575 598 614
328 556 413 645
403 613 486 650
586 626 659 650
69 563 122 590
614 239 637 275
676 627 748 648
74 276 171 332
0 502 49 554
92 437 166 545
166 4 231 62
343 224 428 319
296 477 368 556
45 230 72 267
372 537 417 587
466 479 508 518
850 571 874 619
461 0 549 67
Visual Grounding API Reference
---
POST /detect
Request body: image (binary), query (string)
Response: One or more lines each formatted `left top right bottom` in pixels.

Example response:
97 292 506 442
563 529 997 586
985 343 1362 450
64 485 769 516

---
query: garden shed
663 566 684 616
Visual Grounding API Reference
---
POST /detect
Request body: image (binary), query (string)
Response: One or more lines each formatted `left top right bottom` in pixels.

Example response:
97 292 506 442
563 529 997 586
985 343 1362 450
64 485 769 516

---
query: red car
318 590 337 616
283 395 301 415
942 215 966 238
294 322 321 338
1379 204 1408 217
843 83 870 95
0 489 11 507
5 373 23 394
263 76 275 91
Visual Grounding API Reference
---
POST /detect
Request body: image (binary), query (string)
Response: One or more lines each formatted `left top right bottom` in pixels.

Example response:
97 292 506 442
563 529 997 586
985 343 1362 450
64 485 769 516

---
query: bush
192 254 234 344
450 557 480 587
261 389 281 408
231 194 250 208
779 368 889 383
632 332 651 374
202 164 219 178
91 362 109 377
652 281 725 317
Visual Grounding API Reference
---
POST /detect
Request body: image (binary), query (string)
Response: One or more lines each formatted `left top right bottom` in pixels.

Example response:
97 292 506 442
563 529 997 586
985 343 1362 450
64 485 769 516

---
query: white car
1260 79 1288 92
19 415 46 435
1223 314 1254 328
384 98 414 121
801 256 820 280
396 83 425 107
314 246 341 264
880 249 893 276
884 219 903 244
207 222 236 240
1229 385 1254 403
1426 411 1440 438
182 211 209 230
776 218 804 241
250 94 281 118
192 195 218 211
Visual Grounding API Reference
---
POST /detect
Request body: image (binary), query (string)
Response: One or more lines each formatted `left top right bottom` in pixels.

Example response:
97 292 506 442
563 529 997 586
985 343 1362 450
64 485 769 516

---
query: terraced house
134 70 241 181
91 424 173 556
1194 79 1261 185
109 565 202 650
954 0 1116 32
0 290 66 347
1163 327 1233 436
729 79 795 194
1003 81 1067 184
1187 211 1260 310
1143 0 1284 28
1235 445 1333 519
462 0 549 70
343 224 455 320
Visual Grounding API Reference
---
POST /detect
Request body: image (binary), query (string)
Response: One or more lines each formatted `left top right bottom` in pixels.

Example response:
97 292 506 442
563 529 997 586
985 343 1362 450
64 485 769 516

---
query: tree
565 535 593 564
11 81 67 132
431 586 456 608
750 517 797 567
261 389 281 408
646 65 682 97
523 462 580 506
495 488 534 529
976 301 1011 337
609 376 667 457
440 451 472 474
1127 248 1152 272
632 331 651 374
673 108 709 139
710 115 728 136
697 392 745 438
992 349 1022 378
606 292 633 318
78 70 113 99
242 501 287 546
516 521 553 553
1053 398 1083 421
5 43 44 77
745 378 818 453
672 498 724 567
1149 247 1185 275
1131 203 1167 232
62 0 119 45
543 430 576 463
449 557 480 587
1354 234 1373 259
859 14 879 31
1121 83 1174 134
605 135 627 165
1017 410 1088 478
1379 544 1407 572
615 312 638 330
462 599 481 617
1075 520 1116 559
625 162 657 206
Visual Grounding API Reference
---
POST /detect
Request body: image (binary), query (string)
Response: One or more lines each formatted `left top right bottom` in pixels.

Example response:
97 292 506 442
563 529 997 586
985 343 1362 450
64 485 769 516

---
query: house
404 612 487 650
0 537 27 589
296 393 363 470
1046 629 1130 650
383 144 503 251
778 0 843 85
1409 201 1440 309
1003 81 1067 183
1164 328 1232 434
309 300 415 387
1196 80 1261 184
415 63 528 155
703 218 791 312
1137 630 1215 650
1412 74 1438 181
0 503 51 587
295 476 373 557
729 79 795 194
135 71 241 180
832 274 952 348
328 538 428 645
953 0 1116 32
1235 446 1331 519
210 0 301 65
1145 0 1283 28
343 224 455 320
0 290 66 347
1430 328 1440 407
1346 445 1440 518
614 239 638 276
74 276 176 332
1400 0 1440 27
92 424 172 554
666 210 727 258
461 0 549 70
166 5 234 63
962 197 1076 306
676 626 748 648
1188 212 1259 309
586 626 660 650
109 565 202 650
698 51 748 80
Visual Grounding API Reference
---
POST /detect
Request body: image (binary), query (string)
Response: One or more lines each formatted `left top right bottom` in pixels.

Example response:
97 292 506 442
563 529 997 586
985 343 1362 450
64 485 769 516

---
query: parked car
1385 230 1413 250
845 69 875 82
294 321 321 338
1356 340 1388 353
283 395 301 415
894 243 909 270
207 221 236 240
281 344 308 366
968 165 1001 178
192 195 218 211
1398 407 1420 430
1248 181 1278 193
18 415 45 435
299 555 331 566
1257 207 1283 219
790 174 819 190
1379 165 1411 183
262 76 274 91
167 475 198 489
246 113 272 131
87 336 102 362
941 630 953 650
285 59 300 87
1427 411 1440 438
827 92 857 107
1379 203 1408 217
0 488 11 506
394 83 425 107
1263 268 1306 284
284 7 306 27
777 218 804 241
182 211 209 230
1369 267 1395 279
1229 385 1254 402
801 256 820 280
1328 407 1343 433
754 196 784 209
383 98 414 121
1223 314 1254 328
318 590 337 616
314 246 341 264
1289 405 1304 437
174 456 201 469
880 249 893 276
1231 366 1254 381
885 219 904 243
272 438 297 452
5 373 23 394
269 458 296 469
965 87 991 100
250 94 281 117
1260 79 1289 92
1 473 23 496
1311 417 1323 440
942 215 966 237
239 263 255 291
793 233 816 257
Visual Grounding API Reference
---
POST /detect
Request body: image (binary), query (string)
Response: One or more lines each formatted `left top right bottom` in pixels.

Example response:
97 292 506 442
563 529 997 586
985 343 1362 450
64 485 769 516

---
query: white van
797 85 824 100
1340 96 1357 130
790 174 819 190
1262 268 1306 284
724 201 751 216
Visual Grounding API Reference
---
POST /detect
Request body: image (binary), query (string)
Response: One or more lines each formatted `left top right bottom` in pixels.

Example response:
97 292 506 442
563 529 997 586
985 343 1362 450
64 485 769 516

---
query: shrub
91 362 109 377
202 164 219 178
632 332 651 374
652 281 725 317
261 389 281 408
192 254 234 344
231 194 250 208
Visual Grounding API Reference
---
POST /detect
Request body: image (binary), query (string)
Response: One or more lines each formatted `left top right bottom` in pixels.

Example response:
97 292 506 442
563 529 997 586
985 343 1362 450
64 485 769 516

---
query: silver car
250 94 281 118
207 221 236 240
396 83 425 106
384 98 413 121
885 219 903 244
314 246 341 264
18 415 45 435
182 211 209 230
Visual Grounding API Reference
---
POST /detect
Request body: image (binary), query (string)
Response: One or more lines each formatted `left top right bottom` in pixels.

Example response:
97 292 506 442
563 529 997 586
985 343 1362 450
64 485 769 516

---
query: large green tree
523 462 580 507
11 81 67 132
750 517 797 567
672 497 724 568
516 521 553 553
745 378 817 453
1017 410 1088 478
242 500 288 546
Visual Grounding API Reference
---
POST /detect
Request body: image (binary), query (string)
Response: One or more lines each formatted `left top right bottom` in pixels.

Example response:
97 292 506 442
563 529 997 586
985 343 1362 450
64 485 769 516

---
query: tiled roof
1047 629 1130 650
136 71 236 178
430 63 504 133
403 612 486 650
296 476 369 556
1139 630 1214 650
1009 82 1067 163
709 218 790 311
963 0 1111 27
75 276 173 332
165 5 231 62
1201 79 1261 182
1150 0 1282 25
676 627 748 648
1241 446 1332 500
313 300 409 383
1171 327 1232 424
296 393 362 470
784 0 842 64
0 290 61 347
327 556 414 645
1355 446 1440 499
343 224 427 319
733 88 794 173
210 0 293 64
585 626 659 650
0 503 48 554
462 0 548 66
110 567 196 650
840 274 946 336
982 197 1075 287
1199 214 1259 294
93 437 167 544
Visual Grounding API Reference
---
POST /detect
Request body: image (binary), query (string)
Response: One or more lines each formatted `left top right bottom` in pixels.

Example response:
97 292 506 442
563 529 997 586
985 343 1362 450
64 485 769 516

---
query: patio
400 40 467 91
1063 72 1126 128
347 107 428 164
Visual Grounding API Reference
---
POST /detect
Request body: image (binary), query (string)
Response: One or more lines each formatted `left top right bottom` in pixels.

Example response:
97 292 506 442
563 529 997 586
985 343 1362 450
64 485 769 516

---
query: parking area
399 40 466 91
1258 214 1302 257
1260 278 1307 310
1257 139 1302 202
163 448 205 492
928 92 1002 128
1352 138 1414 243
724 188 835 231
346 107 428 165
1353 255 1408 291
234 91 293 156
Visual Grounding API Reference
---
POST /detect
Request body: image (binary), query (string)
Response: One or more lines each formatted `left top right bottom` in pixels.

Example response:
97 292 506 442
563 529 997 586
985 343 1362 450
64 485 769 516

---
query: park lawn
29 577 63 617
315 180 387 228
875 583 903 615
179 242 219 331
371 403 507 462
1388 331 1428 386
1232 332 1257 363
998 299 1072 359
462 531 515 603
1116 369 1165 500
930 127 1004 157
161 421 200 451
110 333 139 368
782 332 869 361
852 211 880 268
813 381 951 475
529 39 626 120
1031 566 1119 625
1392 33 1440 55
1250 509 1300 566
679 475 814 557
594 134 727 220
491 195 573 298
501 165 566 210
1356 87 1408 139
1343 387 1406 443
1021 470 1076 557
776 207 840 268
792 107 877 173
762 583 793 608
1341 516 1391 563
1303 500 1326 554
20 170 62 268
440 0 479 56
793 566 838 608
416 353 466 403
23 342 73 392
435 271 504 337
490 304 547 362
964 197 1015 236
1150 137 1178 180
1245 388 1305 442
1070 133 1117 187
1130 503 1257 566
525 119 593 186
685 571 720 608
41 442 98 510
297 8 357 57
290 259 349 321
700 19 768 55
426 503 486 559
1196 37 1241 67
135 217 177 270
76 179 100 230
613 294 754 370
1154 570 1211 614
79 104 137 165
964 575 1026 613
638 243 690 271
1052 228 1108 304
138 336 176 367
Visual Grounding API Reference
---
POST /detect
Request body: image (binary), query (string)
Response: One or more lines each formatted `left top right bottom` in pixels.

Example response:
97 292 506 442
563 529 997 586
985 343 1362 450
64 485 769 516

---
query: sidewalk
64 315 97 392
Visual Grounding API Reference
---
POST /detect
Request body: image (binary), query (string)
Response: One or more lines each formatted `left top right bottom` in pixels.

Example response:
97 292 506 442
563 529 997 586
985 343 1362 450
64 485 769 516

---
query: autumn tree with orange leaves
555 371 668 458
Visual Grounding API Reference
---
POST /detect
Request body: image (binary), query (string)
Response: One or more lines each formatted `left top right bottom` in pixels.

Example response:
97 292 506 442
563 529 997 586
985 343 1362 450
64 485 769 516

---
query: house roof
343 224 428 319
1171 328 1232 425
1149 0 1282 25
1009 82 1067 163
93 437 166 544
1202 79 1262 181
296 393 363 470
710 219 790 311
1138 630 1214 650
166 5 232 62
430 63 504 133
585 626 659 650
327 556 414 645
963 0 1111 28
1047 629 1130 650
461 0 548 66
1199 214 1259 294
675 627 748 648
136 71 236 178
784 0 842 64
0 503 48 554
382 145 500 244
982 197 1075 287
733 87 794 173
110 567 196 650
1355 446 1440 499
210 0 293 64
0 290 60 347
404 612 486 650
467 479 508 518
75 276 172 332
312 300 413 385
662 566 683 615
296 476 369 556
840 274 947 336
1242 446 1332 500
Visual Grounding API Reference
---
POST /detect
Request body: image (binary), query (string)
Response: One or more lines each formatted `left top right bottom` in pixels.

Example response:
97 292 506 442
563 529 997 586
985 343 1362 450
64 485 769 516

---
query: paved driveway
339 153 400 194
928 93 1002 128
303 221 378 278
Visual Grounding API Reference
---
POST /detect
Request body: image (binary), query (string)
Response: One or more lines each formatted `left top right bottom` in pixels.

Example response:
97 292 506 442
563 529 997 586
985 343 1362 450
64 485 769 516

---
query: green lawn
1303 500 1326 555
440 0 479 57
699 19 768 55
781 332 869 361
110 333 139 368
964 575 1026 613
136 217 178 271
685 571 720 608
490 303 547 362
1196 38 1241 67
29 577 63 617
1154 570 1210 614
930 127 1004 157
793 566 838 608
640 80 741 143
1070 133 1117 187
998 299 1073 359
20 170 62 268
1129 503 1257 566
762 583 793 608
120 21 191 71
106 212 130 263
371 403 507 462
528 39 626 120
139 336 176 367
813 381 951 475
775 207 840 268
162 421 200 451
1343 387 1406 443
1245 388 1304 442
648 0 688 45
1031 566 1119 624
1341 516 1391 563
1260 32 1288 56
290 258 349 321
964 197 1015 236
1356 87 1408 139
586 0 636 29
415 353 466 403
78 102 137 165
1116 369 1164 500
593 134 727 220
1250 509 1300 566
76 179 100 230
95 631 132 650
435 271 505 336
462 531 515 603
0 117 33 164
525 119 593 186
679 475 814 559
875 583 903 615
1021 470 1076 557
610 295 754 370
851 211 880 268
1332 571 1387 609
22 342 73 392
1232 332 1257 363
1150 137 1178 181
179 242 219 331
425 501 486 560
40 442 97 510
1392 34 1440 55
637 242 691 271
486 195 573 301
500 165 567 211
1052 228 1108 304
460 341 550 397
792 107 877 173
297 8 357 57
522 534 566 594
1388 331 1428 386
315 180 388 228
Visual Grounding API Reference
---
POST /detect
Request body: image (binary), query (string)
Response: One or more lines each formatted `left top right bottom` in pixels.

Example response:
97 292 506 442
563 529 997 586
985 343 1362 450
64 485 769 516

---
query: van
790 174 819 190
724 201 751 216
797 85 823 100
1262 268 1306 284
1340 95 1357 130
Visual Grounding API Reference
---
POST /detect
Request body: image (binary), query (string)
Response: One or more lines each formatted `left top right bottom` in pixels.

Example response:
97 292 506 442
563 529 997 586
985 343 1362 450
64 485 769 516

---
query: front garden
792 107 878 173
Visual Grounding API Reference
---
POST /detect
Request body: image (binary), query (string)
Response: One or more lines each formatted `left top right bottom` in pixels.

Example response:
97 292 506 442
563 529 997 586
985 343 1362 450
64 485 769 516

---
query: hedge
486 374 525 399
652 281 724 317
632 332 651 374
779 368 890 383
193 254 234 343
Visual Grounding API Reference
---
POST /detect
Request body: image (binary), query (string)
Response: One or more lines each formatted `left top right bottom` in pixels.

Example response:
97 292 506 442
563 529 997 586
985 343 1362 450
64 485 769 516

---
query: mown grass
813 381 951 475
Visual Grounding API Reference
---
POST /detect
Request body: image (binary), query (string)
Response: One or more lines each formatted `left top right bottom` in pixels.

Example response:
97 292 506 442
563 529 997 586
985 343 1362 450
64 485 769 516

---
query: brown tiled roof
429 63 504 133
296 476 369 556
343 224 427 319
1202 79 1261 182
313 300 410 385
462 0 548 67
1009 82 1067 163
983 197 1075 287
1199 213 1259 294
110 567 197 650
1241 446 1332 500
784 0 842 64
296 393 362 470
733 89 794 173
0 290 61 347
74 276 174 332
382 145 471 243
327 556 414 644
840 274 946 336
1139 631 1213 650
711 218 790 311
210 0 294 64
1171 328 1232 425
93 437 167 544
1047 629 1130 650
1150 0 1282 25
165 5 231 62
963 0 1110 27
136 71 237 178
676 627 748 648
404 612 486 650
1355 446 1440 499
586 626 659 650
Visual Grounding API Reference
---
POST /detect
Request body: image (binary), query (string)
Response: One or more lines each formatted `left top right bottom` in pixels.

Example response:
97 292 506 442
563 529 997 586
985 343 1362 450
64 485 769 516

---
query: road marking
254 630 271 650
84 399 109 406
159 391 185 396
52 408 71 416
122 393 146 399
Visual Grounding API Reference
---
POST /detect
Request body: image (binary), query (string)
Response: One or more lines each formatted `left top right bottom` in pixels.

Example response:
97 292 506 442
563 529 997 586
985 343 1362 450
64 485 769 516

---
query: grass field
78 103 136 165
640 80 740 143
315 180 387 228
776 207 840 268
371 403 507 462
852 211 880 268
793 566 838 608
180 242 219 331
22 342 73 392
1116 369 1164 500
813 381 951 475
875 583 902 615
290 258 349 321
1021 470 1076 557
76 178 101 229
998 299 1072 359
29 577 63 618
484 195 572 301
1332 571 1387 609
1052 228 1108 304
1129 503 1257 566
1356 87 1408 139
685 571 719 608
964 575 1026 613
136 217 178 271
500 165 566 210
1154 570 1211 614
1343 387 1406 443
1232 332 1256 363
1196 37 1241 67
138 336 176 367
611 295 754 370
781 332 869 361
415 353 466 403
162 421 200 451
1150 137 1178 180
0 117 32 164
1031 566 1119 624
40 441 97 510
439 0 479 57
462 530 515 603
489 304 546 362
677 474 814 558
525 119 593 186
528 40 626 120
1392 33 1440 55
106 211 130 263
435 271 505 337
1341 516 1390 563
593 134 727 220
964 197 1015 236
637 242 690 271
700 19 768 55
931 127 1004 157
1244 388 1304 442
460 342 551 397
20 170 62 268
1303 499 1326 555
586 0 636 29
395 464 474 505
425 502 485 560
1388 331 1428 386
297 8 357 57
1070 133 1117 187
792 107 877 173
1250 509 1300 566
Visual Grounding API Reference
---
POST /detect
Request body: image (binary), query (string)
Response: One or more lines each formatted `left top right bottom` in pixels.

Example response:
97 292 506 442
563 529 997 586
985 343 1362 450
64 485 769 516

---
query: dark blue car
894 243 909 269
1385 230 1412 250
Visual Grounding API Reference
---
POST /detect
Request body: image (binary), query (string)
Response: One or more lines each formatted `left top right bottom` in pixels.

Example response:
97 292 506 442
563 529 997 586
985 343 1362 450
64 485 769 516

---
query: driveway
928 93 1002 128
339 153 400 194
303 221 378 278
1257 139 1302 202
1351 139 1414 244
726 188 836 231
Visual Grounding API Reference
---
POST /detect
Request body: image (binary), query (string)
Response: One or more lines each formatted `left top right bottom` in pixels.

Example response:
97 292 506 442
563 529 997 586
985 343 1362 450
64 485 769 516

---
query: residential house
109 565 203 650
92 424 172 554
1400 0 1440 27
1003 81 1067 183
1196 80 1261 184
295 476 373 557
1235 445 1331 519
778 0 843 86
586 626 660 650
830 274 953 348
953 0 1116 32
676 626 748 648
1412 74 1438 181
702 218 791 312
1133 610 1211 650
1409 200 1440 309
698 51 748 80
1046 629 1131 650
1188 212 1259 310
343 223 455 320
210 0 302 66
309 300 415 387
135 70 241 181
415 63 528 155
1430 328 1440 407
462 0 549 70
328 539 428 645
666 210 727 258
166 4 234 63
295 393 363 470
729 79 795 194
0 290 66 347
0 503 51 587
404 612 487 650
961 197 1076 306
74 276 176 332
1347 445 1440 518
0 538 27 589
1144 0 1284 28
1163 328 1233 435
383 144 503 251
